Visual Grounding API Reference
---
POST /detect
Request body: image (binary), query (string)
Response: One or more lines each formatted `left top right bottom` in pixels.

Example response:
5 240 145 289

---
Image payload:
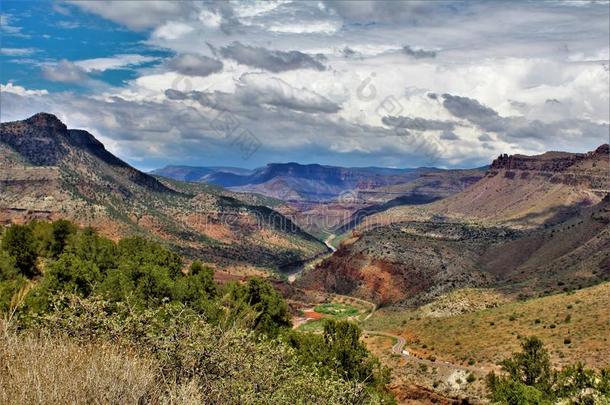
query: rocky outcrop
490 144 609 172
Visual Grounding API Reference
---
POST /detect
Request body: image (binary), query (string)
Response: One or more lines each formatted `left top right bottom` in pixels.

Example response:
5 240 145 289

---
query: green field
314 303 359 318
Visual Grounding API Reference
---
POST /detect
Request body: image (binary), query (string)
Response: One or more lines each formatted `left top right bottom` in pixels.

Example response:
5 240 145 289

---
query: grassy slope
364 282 610 370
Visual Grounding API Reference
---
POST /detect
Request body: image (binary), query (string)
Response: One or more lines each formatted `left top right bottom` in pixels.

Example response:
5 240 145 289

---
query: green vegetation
314 302 359 318
0 220 393 403
487 336 610 404
285 319 393 402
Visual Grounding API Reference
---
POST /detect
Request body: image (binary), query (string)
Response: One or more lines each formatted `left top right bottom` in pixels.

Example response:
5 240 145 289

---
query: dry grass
0 333 164 405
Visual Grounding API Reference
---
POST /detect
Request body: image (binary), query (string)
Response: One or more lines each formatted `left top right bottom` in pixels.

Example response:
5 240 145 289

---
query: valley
1 113 609 404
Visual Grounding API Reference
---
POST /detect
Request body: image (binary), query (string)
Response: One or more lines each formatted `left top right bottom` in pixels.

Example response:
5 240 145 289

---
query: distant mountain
154 162 438 202
0 113 327 270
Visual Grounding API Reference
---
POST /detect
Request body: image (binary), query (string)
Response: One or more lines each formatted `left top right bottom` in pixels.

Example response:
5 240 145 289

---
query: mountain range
152 163 450 202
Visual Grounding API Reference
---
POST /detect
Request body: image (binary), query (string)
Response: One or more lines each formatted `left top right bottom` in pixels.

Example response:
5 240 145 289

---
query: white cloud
67 1 196 30
152 21 195 40
0 13 27 37
74 54 159 72
267 21 340 34
1 83 48 96
41 60 89 83
0 47 38 56
2 1 608 168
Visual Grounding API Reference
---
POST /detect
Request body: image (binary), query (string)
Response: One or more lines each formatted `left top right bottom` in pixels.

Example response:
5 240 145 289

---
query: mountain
298 145 610 305
0 113 327 270
154 162 433 202
361 145 610 229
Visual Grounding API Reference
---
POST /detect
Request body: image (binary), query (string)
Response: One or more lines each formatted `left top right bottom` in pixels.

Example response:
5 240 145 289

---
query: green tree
175 261 218 316
117 237 182 277
1 224 38 278
65 227 117 271
26 254 102 312
226 277 291 337
486 375 549 405
48 219 77 258
501 336 552 390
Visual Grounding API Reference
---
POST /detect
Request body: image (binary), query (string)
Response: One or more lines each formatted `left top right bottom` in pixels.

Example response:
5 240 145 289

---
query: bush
20 295 375 404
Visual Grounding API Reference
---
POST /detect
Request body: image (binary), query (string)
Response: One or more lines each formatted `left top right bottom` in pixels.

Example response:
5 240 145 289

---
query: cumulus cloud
324 0 452 24
41 60 89 83
440 93 609 145
165 53 223 77
217 42 326 72
403 45 437 59
67 1 197 30
2 0 609 168
167 73 340 114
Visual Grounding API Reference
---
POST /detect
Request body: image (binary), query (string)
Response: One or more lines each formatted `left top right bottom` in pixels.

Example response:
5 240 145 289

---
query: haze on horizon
1 0 609 171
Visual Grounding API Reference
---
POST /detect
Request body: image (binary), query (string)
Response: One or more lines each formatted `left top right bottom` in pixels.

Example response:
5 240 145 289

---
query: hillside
336 168 486 234
362 145 609 229
362 282 610 403
365 282 610 370
0 113 327 271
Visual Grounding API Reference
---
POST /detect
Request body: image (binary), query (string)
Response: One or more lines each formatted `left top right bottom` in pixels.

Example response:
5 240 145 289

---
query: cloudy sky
1 1 609 170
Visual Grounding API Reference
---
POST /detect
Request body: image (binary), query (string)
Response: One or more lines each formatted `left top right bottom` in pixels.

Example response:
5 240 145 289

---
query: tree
1 224 38 278
501 336 552 390
284 319 392 401
26 253 102 312
48 219 77 258
175 261 218 315
486 375 549 405
323 319 390 386
487 337 610 404
65 227 117 271
226 277 291 337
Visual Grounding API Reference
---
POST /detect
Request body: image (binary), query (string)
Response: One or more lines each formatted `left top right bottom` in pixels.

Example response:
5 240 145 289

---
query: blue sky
1 1 609 171
1 1 169 92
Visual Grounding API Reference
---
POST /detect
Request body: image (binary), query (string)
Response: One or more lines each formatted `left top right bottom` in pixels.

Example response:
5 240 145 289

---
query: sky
1 0 609 171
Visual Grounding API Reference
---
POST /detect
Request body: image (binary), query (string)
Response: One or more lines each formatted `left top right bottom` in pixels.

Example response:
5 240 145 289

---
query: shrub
487 337 609 404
